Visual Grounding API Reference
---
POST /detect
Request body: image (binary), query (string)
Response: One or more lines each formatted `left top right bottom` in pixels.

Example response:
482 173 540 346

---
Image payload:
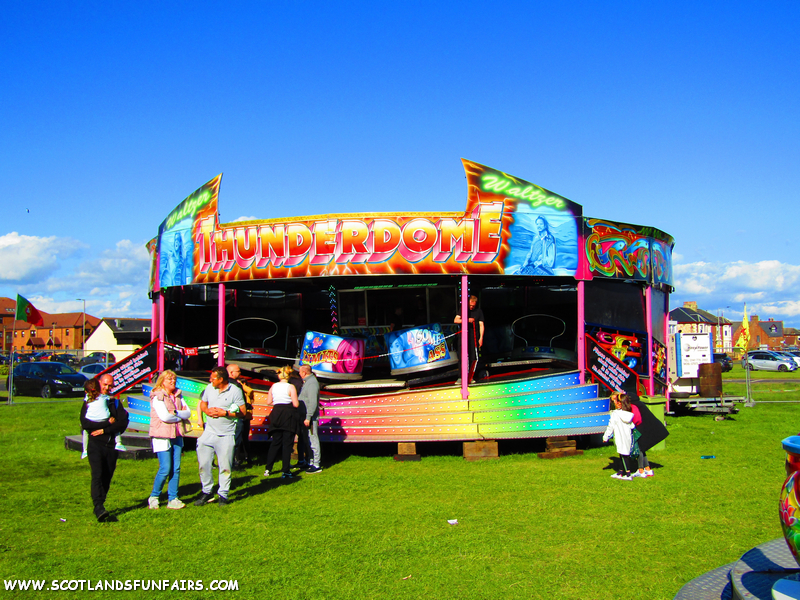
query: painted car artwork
385 323 456 375
300 331 365 379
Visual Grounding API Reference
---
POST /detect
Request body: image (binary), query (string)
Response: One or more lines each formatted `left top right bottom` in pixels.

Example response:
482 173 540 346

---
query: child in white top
603 391 636 481
81 380 126 458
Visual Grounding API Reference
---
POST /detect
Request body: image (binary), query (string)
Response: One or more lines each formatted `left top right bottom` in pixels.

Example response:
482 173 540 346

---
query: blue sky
2 1 798 327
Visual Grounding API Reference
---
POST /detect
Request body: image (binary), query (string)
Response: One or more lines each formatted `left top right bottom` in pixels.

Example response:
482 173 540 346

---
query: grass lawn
0 385 794 600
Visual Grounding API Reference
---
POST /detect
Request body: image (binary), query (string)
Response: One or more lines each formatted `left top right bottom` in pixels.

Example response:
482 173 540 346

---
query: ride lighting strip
468 384 598 410
317 371 583 410
321 400 469 416
471 399 608 423
477 414 610 436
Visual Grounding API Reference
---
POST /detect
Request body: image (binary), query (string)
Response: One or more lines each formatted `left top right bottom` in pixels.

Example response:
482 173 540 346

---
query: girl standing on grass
630 397 654 478
603 391 636 481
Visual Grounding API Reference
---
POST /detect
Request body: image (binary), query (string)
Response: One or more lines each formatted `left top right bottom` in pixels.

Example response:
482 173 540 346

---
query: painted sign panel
583 218 674 285
102 340 159 396
587 326 647 375
586 334 640 394
463 160 581 277
156 174 221 290
385 323 454 374
300 331 365 378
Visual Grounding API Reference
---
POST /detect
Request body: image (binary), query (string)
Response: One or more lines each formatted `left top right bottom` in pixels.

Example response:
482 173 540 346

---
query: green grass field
0 383 796 600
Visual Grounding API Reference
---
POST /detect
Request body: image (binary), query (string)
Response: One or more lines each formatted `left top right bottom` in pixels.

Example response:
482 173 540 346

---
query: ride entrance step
63 432 155 460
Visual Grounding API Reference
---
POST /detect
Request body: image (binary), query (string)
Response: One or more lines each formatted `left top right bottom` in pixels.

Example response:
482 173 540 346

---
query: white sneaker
167 499 185 510
148 496 160 510
633 471 648 478
263 469 270 477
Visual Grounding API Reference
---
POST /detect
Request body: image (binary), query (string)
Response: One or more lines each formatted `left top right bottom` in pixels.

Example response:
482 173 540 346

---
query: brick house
669 301 733 353
732 315 790 353
1 297 101 354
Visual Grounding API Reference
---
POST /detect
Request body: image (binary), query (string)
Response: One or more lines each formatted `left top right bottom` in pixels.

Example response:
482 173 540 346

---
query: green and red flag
15 294 44 326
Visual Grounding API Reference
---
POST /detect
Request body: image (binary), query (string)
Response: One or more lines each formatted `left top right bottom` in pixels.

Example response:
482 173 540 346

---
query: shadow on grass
603 456 665 473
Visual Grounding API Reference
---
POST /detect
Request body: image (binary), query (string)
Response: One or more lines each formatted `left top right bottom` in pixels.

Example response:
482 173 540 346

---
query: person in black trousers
80 374 128 522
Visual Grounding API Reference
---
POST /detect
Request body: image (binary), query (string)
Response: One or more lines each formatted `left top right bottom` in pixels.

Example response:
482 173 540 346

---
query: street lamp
76 298 86 356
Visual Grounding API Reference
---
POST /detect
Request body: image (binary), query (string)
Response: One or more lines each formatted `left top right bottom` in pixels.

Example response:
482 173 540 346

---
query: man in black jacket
80 374 129 522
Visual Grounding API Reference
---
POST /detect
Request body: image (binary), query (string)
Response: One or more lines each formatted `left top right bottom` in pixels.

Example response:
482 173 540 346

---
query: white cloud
231 215 258 223
672 258 800 327
0 232 86 283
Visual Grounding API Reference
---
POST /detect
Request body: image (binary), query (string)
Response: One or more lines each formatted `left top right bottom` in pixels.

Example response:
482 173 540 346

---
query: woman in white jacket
603 392 636 481
148 370 191 509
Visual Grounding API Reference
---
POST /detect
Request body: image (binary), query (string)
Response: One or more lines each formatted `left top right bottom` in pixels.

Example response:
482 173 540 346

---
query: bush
0 365 8 378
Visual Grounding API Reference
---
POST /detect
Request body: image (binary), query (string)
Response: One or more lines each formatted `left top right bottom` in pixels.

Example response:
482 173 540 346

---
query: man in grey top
194 366 245 506
298 364 322 473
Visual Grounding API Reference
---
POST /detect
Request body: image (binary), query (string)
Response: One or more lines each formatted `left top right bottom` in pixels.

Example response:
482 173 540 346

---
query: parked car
78 363 112 378
742 351 798 372
7 361 88 398
78 351 117 368
713 353 733 372
775 351 800 369
52 353 78 366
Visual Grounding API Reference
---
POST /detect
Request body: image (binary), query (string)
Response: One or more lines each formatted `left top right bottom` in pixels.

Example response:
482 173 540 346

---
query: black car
7 361 88 398
78 351 117 368
713 352 733 372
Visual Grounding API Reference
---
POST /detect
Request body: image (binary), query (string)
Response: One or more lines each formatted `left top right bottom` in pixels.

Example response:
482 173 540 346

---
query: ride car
78 363 111 378
713 353 733 372
742 351 798 372
78 351 117 368
7 361 88 398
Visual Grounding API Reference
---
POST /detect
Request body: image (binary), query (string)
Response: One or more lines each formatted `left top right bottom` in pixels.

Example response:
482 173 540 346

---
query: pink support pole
460 275 469 400
645 286 655 396
577 281 586 385
218 283 226 367
158 293 165 373
665 291 671 413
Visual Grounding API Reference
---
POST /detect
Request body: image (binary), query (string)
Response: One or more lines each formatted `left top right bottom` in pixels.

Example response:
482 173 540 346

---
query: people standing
80 374 129 522
148 370 191 509
454 294 484 381
630 393 669 478
298 364 322 473
226 363 254 469
263 365 300 479
603 391 636 481
195 366 245 506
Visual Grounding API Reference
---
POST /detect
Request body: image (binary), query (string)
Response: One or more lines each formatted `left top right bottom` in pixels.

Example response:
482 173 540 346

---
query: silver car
775 351 800 369
742 351 798 372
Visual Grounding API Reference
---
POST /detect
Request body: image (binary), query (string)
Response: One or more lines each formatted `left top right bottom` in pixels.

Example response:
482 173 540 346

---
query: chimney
683 301 698 311
751 315 759 323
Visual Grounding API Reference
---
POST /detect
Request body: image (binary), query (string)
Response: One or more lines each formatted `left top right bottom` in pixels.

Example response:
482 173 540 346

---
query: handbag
180 420 193 435
631 428 642 458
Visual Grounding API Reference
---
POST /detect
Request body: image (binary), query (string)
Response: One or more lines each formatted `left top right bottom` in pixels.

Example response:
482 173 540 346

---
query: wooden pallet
537 436 583 459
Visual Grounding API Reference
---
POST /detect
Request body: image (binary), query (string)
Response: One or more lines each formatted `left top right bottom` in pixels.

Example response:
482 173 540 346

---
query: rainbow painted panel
320 423 480 437
320 412 474 428
466 372 582 399
478 414 609 435
472 399 608 423
318 371 583 409
468 385 598 411
321 400 469 417
125 392 202 435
